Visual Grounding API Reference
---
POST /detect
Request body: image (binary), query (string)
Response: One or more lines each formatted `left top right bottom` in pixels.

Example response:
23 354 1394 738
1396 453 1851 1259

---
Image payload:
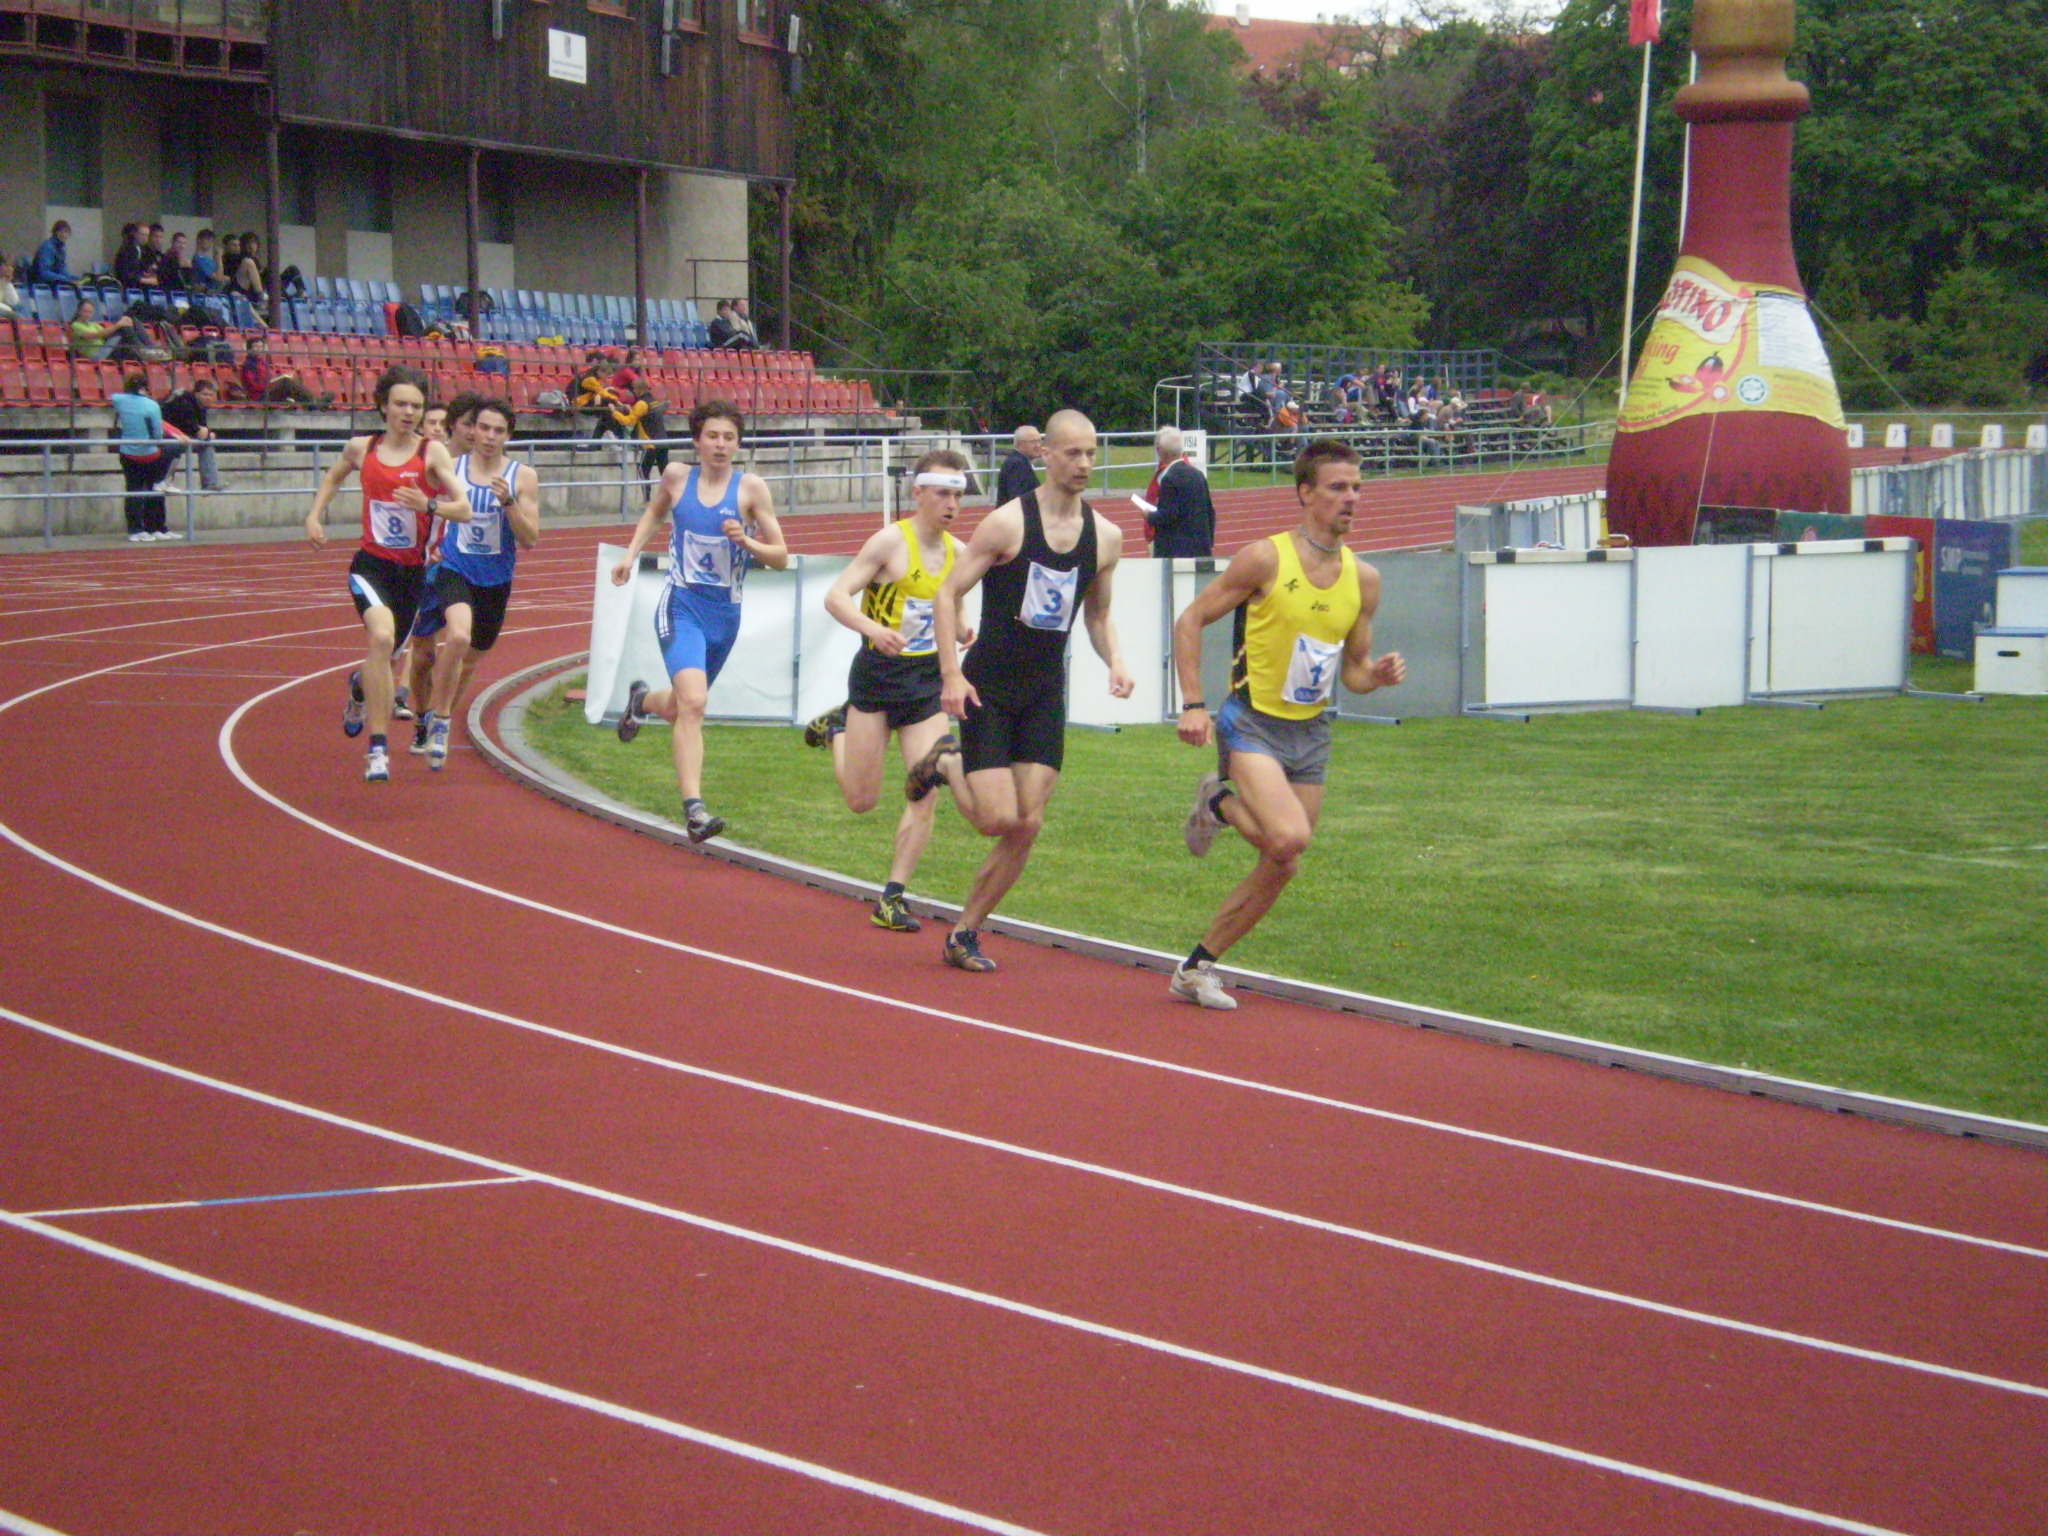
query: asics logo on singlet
1283 578 1300 592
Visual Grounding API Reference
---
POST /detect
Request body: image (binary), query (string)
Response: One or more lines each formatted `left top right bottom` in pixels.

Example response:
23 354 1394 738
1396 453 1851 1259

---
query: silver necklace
1298 528 1342 555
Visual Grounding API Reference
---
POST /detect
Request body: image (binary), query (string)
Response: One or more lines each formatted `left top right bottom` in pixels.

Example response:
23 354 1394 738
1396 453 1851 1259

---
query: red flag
1629 0 1661 46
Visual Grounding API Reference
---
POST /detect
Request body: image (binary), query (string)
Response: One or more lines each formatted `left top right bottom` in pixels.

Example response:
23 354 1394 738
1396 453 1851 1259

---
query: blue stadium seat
312 275 334 300
381 281 401 306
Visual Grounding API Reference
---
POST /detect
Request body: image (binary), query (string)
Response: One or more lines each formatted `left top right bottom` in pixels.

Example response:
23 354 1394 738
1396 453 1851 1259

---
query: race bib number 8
901 596 937 654
1285 634 1343 706
369 498 417 551
1019 562 1080 632
681 529 735 588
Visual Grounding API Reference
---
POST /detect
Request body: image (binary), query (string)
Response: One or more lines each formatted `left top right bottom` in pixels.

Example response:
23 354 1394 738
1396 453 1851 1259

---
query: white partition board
586 544 658 725
793 557 863 725
1753 548 1910 696
585 548 803 724
1481 561 1634 706
1071 557 1169 727
1634 545 1750 709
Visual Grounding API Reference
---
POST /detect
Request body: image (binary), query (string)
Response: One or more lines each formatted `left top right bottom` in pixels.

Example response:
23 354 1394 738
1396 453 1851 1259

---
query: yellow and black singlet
860 518 959 655
1230 532 1363 719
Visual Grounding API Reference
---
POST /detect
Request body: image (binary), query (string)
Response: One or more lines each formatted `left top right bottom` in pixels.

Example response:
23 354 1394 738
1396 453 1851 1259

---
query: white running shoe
1169 961 1238 1011
158 530 183 541
427 714 450 770
127 532 148 543
1184 772 1225 858
364 745 391 784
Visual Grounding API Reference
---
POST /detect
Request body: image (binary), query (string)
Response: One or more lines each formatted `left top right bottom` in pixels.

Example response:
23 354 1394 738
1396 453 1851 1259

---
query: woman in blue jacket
110 373 185 543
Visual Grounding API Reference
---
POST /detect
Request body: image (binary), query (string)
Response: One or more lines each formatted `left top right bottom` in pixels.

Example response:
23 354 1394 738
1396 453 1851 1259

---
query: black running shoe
685 803 726 843
804 703 848 750
391 686 415 722
905 734 959 803
342 670 366 738
943 927 997 973
873 891 922 933
617 679 649 744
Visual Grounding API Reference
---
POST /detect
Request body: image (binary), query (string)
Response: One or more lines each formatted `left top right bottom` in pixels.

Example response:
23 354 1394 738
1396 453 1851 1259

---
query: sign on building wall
547 29 588 84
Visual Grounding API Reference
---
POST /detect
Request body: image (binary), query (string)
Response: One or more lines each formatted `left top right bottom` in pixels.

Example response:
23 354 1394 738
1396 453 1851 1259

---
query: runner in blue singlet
609 399 788 842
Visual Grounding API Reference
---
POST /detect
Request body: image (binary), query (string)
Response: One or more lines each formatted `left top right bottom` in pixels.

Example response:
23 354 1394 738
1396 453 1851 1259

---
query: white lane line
0 1507 75 1536
217 667 2048 1266
0 1009 1934 1536
0 602 351 649
0 1210 1054 1536
24 1175 531 1221
10 763 2043 1403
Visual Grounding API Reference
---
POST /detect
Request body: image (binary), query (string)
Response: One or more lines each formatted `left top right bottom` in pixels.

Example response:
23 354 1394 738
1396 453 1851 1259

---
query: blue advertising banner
1932 521 2017 658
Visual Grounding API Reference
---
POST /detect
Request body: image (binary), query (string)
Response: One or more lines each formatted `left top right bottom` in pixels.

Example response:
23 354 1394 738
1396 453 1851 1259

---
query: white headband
914 471 969 490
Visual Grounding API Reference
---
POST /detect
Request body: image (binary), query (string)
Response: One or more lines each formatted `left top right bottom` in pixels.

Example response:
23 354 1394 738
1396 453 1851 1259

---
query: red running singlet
357 433 441 568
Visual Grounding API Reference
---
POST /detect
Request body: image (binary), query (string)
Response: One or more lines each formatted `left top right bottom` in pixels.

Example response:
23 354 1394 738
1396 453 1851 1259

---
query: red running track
2 528 2045 1536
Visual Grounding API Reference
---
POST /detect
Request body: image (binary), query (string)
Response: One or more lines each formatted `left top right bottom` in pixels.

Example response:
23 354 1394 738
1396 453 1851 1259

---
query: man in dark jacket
161 378 227 491
1143 425 1216 559
994 424 1042 507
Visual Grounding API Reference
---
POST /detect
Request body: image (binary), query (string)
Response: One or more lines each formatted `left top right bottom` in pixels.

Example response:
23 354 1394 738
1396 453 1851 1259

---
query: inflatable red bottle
1605 0 1849 546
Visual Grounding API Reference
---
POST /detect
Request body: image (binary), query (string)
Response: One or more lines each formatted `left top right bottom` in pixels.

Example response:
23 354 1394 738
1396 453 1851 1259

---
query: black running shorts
958 680 1066 774
418 567 515 652
847 646 944 733
347 548 428 641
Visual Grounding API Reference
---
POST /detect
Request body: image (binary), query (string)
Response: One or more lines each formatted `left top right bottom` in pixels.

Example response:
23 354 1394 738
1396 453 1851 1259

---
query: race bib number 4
369 498 417 551
900 596 937 654
681 529 735 588
1285 634 1343 706
1019 561 1080 632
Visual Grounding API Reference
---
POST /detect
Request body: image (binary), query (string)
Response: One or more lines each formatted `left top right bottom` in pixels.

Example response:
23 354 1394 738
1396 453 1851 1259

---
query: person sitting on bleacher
733 298 761 346
112 224 147 288
163 232 197 294
230 232 268 320
238 337 320 407
610 347 644 395
0 259 20 321
707 300 755 351
162 377 228 493
28 220 73 287
191 229 220 293
572 353 621 437
611 379 671 483
68 298 142 362
138 225 171 289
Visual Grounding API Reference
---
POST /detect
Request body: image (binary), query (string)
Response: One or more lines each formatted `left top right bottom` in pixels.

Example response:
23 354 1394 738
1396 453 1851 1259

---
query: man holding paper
1136 425 1216 559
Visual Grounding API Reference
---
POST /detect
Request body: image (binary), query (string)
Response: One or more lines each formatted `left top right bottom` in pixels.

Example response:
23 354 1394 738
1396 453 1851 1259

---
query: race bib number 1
1019 561 1080 632
369 498 417 551
901 596 937 654
1285 634 1343 706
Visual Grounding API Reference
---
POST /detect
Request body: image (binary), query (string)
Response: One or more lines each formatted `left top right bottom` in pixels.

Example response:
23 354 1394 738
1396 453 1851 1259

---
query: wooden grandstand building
0 0 797 335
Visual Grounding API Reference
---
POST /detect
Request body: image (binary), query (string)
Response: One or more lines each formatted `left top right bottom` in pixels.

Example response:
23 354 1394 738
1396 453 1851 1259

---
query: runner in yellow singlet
807 448 976 933
1165 438 1407 1010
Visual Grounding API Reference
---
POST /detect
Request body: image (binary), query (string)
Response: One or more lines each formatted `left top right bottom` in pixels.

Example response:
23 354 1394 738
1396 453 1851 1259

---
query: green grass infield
523 657 2047 1126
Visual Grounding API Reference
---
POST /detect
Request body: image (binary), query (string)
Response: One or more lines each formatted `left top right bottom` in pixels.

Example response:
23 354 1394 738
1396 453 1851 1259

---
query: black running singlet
963 490 1099 703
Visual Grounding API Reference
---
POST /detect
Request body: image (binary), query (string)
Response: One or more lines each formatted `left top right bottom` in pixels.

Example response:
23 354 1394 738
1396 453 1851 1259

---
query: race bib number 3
1285 634 1343 706
369 498 417 551
681 529 735 588
901 596 937 654
1019 561 1080 632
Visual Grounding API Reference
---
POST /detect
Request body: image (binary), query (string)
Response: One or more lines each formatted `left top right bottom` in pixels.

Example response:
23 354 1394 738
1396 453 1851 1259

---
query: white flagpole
1677 50 1698 245
1618 40 1655 411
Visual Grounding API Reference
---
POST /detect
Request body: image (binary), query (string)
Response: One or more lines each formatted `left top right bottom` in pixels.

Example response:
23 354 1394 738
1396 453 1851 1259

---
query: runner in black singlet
905 409 1133 974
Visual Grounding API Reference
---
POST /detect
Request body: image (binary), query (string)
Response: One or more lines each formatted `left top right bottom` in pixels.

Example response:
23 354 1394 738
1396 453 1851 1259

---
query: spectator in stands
610 347 643 394
1519 389 1553 428
231 232 268 315
111 223 146 287
0 259 20 320
239 337 320 407
111 370 184 542
1144 425 1217 560
995 424 1043 506
68 298 142 362
475 345 511 377
733 298 761 347
29 220 73 286
572 352 622 439
191 229 220 292
138 224 171 288
162 377 228 492
707 300 755 351
611 380 671 483
163 232 197 293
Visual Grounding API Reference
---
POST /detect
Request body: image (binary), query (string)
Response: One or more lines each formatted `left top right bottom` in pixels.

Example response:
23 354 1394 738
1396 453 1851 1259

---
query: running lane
0 538 2043 1536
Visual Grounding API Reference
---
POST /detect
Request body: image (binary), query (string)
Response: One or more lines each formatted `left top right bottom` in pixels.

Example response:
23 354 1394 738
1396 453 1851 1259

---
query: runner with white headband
807 447 976 933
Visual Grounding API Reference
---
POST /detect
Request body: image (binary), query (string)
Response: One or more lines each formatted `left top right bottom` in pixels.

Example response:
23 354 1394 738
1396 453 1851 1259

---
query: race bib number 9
1285 634 1343 706
458 504 503 556
1019 561 1080 632
681 529 735 588
901 596 937 654
369 498 417 551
